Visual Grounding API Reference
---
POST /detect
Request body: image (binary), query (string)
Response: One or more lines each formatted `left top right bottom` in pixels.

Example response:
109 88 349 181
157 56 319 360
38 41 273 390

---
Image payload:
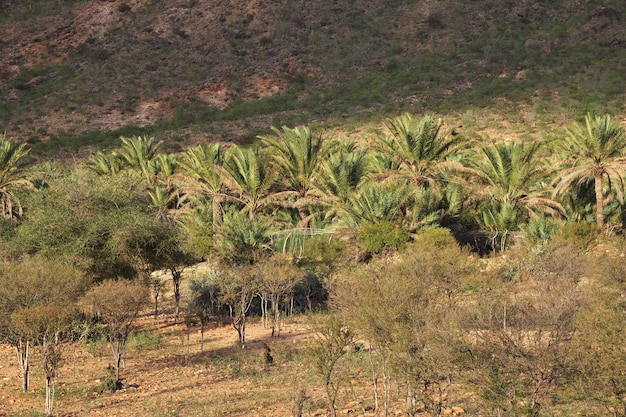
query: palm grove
1 112 626 416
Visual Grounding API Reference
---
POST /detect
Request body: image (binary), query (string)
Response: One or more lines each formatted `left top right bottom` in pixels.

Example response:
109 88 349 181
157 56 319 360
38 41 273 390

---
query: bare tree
465 244 586 417
12 304 75 416
0 256 88 393
215 268 259 348
80 280 149 387
307 314 355 417
259 253 301 337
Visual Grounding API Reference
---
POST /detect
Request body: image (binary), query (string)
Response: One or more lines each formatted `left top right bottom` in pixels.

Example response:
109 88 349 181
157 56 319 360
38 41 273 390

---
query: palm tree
148 184 180 223
0 134 32 220
215 210 274 266
346 181 412 226
219 146 277 220
371 113 466 188
114 135 163 183
259 125 326 224
470 141 562 218
178 143 226 226
469 140 562 249
314 140 371 210
552 113 626 229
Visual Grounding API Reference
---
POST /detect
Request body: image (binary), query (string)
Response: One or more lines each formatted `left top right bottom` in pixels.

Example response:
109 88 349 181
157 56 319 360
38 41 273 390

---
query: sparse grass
128 326 164 352
1 0 623 156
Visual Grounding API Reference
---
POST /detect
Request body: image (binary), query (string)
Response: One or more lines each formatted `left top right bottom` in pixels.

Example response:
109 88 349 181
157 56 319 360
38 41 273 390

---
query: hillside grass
1 0 624 157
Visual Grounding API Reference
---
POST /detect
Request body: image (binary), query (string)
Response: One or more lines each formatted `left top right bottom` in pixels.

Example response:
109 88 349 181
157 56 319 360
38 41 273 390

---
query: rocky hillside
1 0 624 155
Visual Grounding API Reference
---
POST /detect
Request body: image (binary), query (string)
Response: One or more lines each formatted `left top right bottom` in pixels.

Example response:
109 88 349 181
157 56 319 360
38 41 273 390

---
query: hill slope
1 0 625 156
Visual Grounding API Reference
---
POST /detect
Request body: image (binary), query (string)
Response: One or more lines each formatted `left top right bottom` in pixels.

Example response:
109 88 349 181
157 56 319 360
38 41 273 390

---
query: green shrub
92 365 124 392
519 217 563 247
128 327 164 352
412 226 458 251
554 221 600 250
357 220 409 254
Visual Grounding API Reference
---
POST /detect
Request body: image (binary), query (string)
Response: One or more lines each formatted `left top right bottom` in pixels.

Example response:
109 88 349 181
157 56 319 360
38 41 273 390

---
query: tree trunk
186 325 191 363
45 376 54 416
368 349 380 416
112 339 126 385
325 371 337 417
271 294 281 337
115 350 122 384
17 339 29 392
200 322 205 352
153 280 161 319
172 269 182 323
595 172 605 229
239 307 246 347
212 197 223 227
260 293 268 329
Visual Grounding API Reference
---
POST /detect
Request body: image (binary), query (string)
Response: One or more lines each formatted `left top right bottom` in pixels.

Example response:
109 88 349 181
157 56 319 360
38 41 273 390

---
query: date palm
314 140 371 224
179 143 226 226
469 140 562 249
259 125 326 224
148 184 180 223
0 134 32 220
219 146 277 220
372 113 466 189
470 141 562 221
345 182 413 226
114 135 163 183
552 113 626 229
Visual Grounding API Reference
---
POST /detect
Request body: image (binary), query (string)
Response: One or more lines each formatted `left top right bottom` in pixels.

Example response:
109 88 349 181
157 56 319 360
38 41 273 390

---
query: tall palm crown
179 143 226 225
259 126 326 223
260 125 324 196
0 134 32 220
552 113 626 229
315 141 370 207
114 135 163 182
470 141 562 218
346 181 413 227
373 113 466 188
219 146 276 220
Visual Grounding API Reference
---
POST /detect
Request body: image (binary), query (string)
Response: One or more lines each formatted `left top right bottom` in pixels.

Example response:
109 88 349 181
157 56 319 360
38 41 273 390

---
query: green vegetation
1 0 626 413
0 113 624 414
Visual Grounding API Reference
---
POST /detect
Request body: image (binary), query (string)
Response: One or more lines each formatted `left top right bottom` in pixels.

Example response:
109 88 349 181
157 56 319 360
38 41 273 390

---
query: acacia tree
334 227 471 416
188 272 221 351
215 268 259 348
259 253 301 336
571 253 626 416
552 113 626 229
11 165 154 281
0 256 88 393
465 243 587 417
12 304 75 416
109 200 197 322
80 280 149 386
213 211 273 346
307 314 355 417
